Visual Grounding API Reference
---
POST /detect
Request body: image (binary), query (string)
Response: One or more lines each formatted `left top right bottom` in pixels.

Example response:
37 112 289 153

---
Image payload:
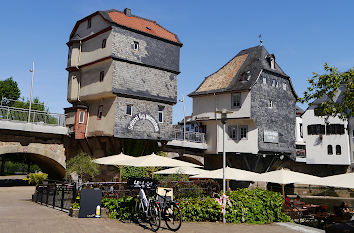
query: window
326 124 345 135
268 100 273 108
228 125 237 140
99 71 104 82
307 124 325 135
87 18 91 28
133 41 139 50
126 105 132 116
275 80 279 88
263 77 267 84
240 71 251 82
328 145 333 155
78 111 85 124
102 39 106 48
240 125 248 139
270 57 275 70
299 123 303 138
336 145 341 155
231 93 241 108
271 79 276 87
158 106 164 123
97 105 103 120
283 83 287 90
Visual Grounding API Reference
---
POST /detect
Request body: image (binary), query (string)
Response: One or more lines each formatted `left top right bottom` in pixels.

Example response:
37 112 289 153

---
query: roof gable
69 9 182 46
189 45 296 97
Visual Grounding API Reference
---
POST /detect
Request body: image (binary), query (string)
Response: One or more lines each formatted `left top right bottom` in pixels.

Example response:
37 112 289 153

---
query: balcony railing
0 106 66 127
174 131 206 144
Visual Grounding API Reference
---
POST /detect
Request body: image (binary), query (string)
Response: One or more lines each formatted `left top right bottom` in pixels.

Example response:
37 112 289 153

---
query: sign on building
264 130 279 143
128 113 160 132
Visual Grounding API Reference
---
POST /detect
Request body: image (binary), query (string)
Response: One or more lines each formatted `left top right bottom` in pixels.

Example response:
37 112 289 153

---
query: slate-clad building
189 45 297 171
65 8 182 144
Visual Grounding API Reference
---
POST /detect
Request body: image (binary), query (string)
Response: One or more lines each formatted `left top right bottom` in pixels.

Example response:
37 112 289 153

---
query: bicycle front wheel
164 202 182 231
148 201 161 232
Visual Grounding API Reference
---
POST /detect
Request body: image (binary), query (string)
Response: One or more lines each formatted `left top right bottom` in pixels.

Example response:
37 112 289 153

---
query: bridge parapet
0 106 66 127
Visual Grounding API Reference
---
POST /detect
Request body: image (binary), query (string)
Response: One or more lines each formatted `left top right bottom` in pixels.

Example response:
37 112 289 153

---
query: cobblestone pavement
0 186 303 233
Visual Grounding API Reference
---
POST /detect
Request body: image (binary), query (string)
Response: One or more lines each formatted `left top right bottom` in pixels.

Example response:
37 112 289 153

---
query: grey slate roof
188 45 297 98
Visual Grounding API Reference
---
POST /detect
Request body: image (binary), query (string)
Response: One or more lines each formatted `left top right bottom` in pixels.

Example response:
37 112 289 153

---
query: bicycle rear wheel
164 202 182 231
148 201 161 232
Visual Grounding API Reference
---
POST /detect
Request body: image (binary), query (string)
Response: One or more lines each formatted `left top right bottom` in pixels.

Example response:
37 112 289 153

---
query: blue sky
0 0 353 123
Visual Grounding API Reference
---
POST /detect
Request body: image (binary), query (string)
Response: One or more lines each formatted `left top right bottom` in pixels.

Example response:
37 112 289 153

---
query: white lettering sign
128 113 159 132
264 130 279 143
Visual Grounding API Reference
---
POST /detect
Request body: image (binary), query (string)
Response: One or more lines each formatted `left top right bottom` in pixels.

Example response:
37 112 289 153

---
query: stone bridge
0 116 67 179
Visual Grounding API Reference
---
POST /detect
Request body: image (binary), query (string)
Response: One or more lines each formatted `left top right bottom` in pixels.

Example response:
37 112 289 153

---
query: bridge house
64 8 182 158
188 46 298 172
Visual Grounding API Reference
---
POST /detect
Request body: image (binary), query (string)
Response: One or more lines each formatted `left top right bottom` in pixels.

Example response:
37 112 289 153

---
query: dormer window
270 57 275 69
87 18 91 29
133 41 139 51
241 71 251 82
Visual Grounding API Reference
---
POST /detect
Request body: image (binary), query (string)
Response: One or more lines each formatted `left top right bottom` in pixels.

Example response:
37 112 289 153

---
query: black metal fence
32 181 77 211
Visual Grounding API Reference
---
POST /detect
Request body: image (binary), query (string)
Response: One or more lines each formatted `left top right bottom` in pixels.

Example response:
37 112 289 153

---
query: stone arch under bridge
0 142 66 179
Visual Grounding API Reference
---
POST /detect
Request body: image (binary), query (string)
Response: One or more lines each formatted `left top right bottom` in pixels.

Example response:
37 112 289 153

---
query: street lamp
178 95 186 141
28 61 35 123
216 109 232 223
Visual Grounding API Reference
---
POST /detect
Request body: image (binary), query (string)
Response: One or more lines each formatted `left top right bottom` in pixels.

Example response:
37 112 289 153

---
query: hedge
100 188 291 224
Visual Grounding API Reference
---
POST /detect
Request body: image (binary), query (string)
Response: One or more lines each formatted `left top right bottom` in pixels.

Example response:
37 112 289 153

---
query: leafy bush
66 152 99 182
24 172 48 186
179 189 291 224
102 196 135 220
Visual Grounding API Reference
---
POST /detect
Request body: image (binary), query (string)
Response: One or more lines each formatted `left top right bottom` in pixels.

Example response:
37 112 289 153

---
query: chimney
124 8 131 16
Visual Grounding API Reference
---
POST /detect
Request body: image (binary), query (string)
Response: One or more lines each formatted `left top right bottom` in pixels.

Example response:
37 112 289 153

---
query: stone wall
251 70 296 159
114 96 173 140
112 26 180 73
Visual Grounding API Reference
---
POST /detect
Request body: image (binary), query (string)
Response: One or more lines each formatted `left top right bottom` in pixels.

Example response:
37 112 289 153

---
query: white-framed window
78 111 85 124
268 100 273 108
99 71 104 82
328 145 333 155
126 104 132 116
102 39 107 48
97 105 103 120
231 93 241 108
270 57 275 70
240 125 248 139
336 145 341 155
133 41 139 50
275 80 279 88
158 106 164 123
271 79 276 87
283 83 287 90
87 18 91 29
263 77 267 84
228 125 237 140
299 123 303 138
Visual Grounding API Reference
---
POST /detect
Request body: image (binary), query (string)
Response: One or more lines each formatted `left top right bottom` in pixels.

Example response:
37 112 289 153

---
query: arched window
327 145 333 155
336 145 341 155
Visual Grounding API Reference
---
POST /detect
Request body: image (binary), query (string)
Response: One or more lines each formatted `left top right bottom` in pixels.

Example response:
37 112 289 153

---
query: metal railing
0 106 66 126
174 131 206 143
33 181 77 211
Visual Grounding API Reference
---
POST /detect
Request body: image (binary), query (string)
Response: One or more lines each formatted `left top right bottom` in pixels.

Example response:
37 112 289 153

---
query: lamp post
179 95 186 141
28 62 34 123
216 109 232 223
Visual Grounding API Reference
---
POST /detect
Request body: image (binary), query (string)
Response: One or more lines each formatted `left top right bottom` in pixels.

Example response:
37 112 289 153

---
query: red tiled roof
107 11 181 44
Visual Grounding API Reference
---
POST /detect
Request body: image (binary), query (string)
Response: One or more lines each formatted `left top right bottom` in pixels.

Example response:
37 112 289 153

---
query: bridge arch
0 143 66 179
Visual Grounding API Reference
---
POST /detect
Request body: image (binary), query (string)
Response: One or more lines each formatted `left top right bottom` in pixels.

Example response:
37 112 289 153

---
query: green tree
66 152 99 182
0 77 21 102
300 63 354 119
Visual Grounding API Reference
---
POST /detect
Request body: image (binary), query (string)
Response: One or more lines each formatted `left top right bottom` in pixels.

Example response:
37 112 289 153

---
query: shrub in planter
102 196 134 220
24 172 48 186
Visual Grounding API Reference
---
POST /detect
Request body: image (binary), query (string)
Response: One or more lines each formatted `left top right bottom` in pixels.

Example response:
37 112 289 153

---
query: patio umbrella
153 166 208 176
121 152 202 168
94 152 137 181
298 172 354 189
190 167 260 190
244 168 319 197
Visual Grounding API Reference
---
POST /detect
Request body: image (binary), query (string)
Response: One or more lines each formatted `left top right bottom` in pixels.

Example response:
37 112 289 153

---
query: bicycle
157 189 182 231
129 178 161 232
